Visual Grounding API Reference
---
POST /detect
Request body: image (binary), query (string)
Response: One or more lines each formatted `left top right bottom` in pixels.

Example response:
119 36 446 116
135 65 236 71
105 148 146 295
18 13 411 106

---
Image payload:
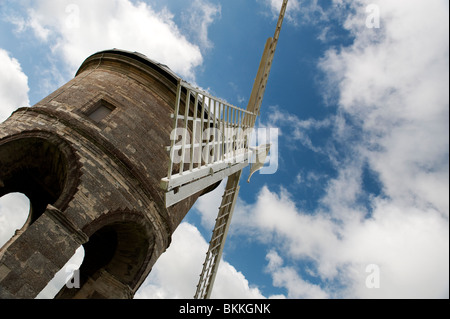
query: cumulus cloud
319 0 449 215
0 49 29 122
265 0 300 23
182 0 221 50
134 223 207 299
193 179 227 230
135 222 265 299
233 185 449 298
266 250 328 299
0 193 30 248
264 0 327 25
0 49 31 248
9 0 205 81
267 106 333 154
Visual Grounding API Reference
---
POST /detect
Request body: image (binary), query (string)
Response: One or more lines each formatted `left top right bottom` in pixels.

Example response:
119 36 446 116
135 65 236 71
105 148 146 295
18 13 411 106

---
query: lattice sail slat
160 80 257 208
194 171 242 299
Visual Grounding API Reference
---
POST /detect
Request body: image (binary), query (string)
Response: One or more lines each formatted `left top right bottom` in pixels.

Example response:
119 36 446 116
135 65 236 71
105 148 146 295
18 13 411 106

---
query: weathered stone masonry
0 50 205 299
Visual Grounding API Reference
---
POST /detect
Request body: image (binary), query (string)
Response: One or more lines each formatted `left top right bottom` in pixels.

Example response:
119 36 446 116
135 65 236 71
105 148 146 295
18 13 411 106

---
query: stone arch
0 131 80 249
55 210 156 299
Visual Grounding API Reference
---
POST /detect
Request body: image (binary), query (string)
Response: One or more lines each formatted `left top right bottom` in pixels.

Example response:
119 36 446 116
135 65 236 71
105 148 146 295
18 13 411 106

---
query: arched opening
0 136 68 229
0 136 69 227
0 134 82 299
56 215 155 299
0 193 30 249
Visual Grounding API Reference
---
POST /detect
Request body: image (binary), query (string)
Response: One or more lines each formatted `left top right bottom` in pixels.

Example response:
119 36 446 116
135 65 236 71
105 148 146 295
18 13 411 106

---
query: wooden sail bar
194 171 242 299
247 0 288 120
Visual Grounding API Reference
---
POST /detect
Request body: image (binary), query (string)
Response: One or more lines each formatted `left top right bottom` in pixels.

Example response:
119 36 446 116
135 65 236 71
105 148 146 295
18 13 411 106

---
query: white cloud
265 0 301 24
254 187 339 262
10 0 205 81
135 222 265 299
182 0 221 50
320 0 449 215
341 199 449 298
0 49 30 122
193 179 227 230
268 106 333 154
212 260 265 299
135 223 207 299
264 0 328 26
0 50 31 248
0 193 30 248
231 183 449 298
266 250 328 299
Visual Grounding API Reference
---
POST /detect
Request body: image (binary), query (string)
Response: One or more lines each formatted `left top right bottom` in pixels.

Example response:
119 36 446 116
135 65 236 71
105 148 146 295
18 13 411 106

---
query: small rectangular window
87 100 115 123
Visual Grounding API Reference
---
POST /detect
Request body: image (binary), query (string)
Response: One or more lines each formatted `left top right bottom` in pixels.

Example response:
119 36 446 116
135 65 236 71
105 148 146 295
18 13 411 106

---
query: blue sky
0 0 449 299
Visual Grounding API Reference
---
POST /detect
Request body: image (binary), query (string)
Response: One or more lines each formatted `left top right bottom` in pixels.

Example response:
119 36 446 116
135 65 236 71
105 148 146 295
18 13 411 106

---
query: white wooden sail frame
160 80 257 208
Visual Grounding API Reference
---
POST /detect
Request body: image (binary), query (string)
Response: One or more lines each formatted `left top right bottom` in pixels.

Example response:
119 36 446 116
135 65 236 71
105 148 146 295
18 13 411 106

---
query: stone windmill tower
0 1 288 299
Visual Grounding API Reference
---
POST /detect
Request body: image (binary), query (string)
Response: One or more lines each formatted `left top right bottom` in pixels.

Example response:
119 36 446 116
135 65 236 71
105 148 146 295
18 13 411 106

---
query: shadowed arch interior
55 212 156 299
0 135 71 226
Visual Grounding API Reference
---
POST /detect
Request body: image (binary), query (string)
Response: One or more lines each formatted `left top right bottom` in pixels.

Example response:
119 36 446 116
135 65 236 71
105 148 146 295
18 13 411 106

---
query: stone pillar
0 206 88 299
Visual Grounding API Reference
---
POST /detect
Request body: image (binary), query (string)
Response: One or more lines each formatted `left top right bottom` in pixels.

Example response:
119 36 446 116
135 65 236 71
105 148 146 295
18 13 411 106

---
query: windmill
160 0 289 299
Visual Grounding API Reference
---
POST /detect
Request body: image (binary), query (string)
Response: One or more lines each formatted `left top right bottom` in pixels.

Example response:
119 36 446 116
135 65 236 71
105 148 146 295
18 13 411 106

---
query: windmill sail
193 0 289 299
194 170 242 299
160 80 256 208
